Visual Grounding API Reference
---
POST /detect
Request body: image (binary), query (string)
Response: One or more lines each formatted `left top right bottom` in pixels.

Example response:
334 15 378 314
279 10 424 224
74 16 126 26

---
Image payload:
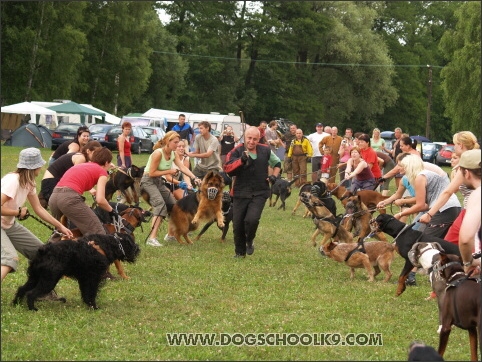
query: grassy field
0 145 469 361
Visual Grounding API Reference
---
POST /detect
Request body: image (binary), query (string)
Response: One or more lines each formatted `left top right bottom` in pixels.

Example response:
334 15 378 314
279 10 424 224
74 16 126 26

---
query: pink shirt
1 173 36 229
56 162 108 194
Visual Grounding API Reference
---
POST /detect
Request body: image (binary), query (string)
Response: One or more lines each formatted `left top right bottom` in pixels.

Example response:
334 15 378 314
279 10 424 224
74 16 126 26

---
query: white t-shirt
1 173 36 229
307 132 330 157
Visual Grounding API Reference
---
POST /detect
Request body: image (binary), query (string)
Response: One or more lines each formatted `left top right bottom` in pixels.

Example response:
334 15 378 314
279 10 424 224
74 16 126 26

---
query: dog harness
343 231 376 262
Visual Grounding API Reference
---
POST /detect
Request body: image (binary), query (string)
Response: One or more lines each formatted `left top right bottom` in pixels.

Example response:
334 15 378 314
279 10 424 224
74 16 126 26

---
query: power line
152 50 444 68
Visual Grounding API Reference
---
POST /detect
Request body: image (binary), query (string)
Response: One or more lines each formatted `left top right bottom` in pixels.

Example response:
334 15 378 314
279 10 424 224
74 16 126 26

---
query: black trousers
232 195 267 255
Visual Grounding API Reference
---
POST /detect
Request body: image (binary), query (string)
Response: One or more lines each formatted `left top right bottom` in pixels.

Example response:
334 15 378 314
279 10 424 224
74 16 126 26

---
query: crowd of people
1 120 480 314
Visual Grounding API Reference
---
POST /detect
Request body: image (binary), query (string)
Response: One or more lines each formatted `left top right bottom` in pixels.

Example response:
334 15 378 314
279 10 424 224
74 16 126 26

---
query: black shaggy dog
13 233 140 311
195 191 233 242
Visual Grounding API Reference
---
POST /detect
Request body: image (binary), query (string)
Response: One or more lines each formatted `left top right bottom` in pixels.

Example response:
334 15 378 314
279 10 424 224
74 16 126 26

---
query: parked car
421 142 443 163
435 144 455 166
104 126 154 154
89 124 115 145
141 126 165 144
51 123 84 150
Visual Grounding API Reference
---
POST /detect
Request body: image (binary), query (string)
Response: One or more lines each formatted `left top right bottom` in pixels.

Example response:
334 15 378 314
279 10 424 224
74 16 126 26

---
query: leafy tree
439 1 481 135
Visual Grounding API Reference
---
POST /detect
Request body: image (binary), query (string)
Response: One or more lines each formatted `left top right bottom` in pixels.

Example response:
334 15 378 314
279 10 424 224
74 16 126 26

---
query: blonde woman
164 139 194 200
420 131 480 243
140 131 200 246
370 128 386 152
397 154 460 238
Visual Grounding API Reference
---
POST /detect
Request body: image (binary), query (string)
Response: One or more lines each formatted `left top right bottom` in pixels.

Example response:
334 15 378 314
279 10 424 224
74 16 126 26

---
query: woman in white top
1 148 73 281
165 139 194 200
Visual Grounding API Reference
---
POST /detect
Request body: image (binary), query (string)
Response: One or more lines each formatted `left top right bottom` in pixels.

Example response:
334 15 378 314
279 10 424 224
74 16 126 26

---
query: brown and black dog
195 191 233 243
327 183 389 213
344 195 387 242
105 165 145 205
168 171 225 244
436 253 480 361
292 182 313 217
299 191 349 247
321 240 395 282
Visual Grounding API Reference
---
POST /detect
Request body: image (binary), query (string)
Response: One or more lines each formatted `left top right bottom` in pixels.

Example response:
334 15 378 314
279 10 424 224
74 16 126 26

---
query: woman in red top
344 147 375 192
48 147 115 235
357 134 382 180
117 122 132 169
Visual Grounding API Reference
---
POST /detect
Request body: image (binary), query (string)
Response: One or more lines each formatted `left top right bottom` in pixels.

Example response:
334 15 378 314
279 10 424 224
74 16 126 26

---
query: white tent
31 101 120 125
1 101 58 130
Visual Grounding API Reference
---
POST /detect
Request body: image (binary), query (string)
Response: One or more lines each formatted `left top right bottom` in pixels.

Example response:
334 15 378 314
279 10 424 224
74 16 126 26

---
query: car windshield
423 144 436 151
58 124 82 132
108 128 122 135
143 128 154 135
90 125 110 133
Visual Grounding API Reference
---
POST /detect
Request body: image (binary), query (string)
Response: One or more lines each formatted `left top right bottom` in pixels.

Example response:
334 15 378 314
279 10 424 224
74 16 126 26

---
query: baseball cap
17 148 46 169
459 149 481 170
316 123 323 127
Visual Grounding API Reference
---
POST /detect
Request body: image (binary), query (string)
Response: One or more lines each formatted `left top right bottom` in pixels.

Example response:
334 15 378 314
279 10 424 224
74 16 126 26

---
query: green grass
0 145 469 361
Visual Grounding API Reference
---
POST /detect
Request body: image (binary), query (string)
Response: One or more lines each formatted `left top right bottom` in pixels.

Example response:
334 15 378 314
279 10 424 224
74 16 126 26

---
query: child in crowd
320 146 332 183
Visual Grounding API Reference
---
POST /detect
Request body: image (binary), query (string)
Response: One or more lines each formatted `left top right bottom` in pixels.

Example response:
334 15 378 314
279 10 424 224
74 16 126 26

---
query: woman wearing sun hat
1 148 74 281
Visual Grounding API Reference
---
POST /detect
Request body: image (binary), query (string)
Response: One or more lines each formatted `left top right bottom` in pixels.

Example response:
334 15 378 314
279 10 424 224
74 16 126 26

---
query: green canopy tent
47 101 105 124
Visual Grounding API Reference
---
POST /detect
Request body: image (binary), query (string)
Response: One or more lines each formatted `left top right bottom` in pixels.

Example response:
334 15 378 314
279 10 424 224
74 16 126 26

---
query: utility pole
425 65 432 139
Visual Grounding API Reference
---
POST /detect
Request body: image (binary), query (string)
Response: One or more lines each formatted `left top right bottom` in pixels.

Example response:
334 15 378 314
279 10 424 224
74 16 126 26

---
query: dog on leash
195 191 233 242
408 241 448 333
12 233 140 311
168 171 225 244
269 176 297 211
105 165 145 205
320 240 395 282
327 183 389 214
344 195 387 242
292 181 336 217
57 204 149 279
292 182 313 217
370 214 460 296
299 191 348 247
436 253 480 361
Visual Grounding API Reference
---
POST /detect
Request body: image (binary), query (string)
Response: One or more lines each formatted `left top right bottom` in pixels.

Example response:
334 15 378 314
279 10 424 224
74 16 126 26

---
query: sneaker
146 238 163 247
233 254 246 258
164 234 177 242
405 271 417 286
246 243 254 255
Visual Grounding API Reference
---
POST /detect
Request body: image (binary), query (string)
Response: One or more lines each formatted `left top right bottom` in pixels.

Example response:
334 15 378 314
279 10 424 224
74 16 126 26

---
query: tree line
1 1 479 141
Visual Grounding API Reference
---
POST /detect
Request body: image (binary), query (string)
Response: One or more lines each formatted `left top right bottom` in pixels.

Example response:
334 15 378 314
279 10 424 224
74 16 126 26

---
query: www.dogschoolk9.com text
166 333 383 347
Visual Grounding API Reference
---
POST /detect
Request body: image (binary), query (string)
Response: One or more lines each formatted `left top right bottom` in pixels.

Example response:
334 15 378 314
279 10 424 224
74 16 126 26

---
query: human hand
419 213 431 224
179 181 189 190
241 151 249 164
59 226 74 239
109 209 120 220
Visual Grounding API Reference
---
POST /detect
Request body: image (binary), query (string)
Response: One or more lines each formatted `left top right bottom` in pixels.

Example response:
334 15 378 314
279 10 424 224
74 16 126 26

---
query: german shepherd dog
168 171 225 244
370 214 460 296
195 191 233 242
327 183 389 214
105 165 145 205
436 253 480 361
344 195 387 242
299 191 349 247
292 181 336 217
13 233 140 311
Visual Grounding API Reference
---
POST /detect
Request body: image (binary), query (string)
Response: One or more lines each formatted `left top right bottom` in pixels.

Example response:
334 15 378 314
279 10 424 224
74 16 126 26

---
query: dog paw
191 218 199 225
217 222 225 228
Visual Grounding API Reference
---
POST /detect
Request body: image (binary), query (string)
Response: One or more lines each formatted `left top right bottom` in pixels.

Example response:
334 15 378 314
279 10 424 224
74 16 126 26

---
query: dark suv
104 126 154 154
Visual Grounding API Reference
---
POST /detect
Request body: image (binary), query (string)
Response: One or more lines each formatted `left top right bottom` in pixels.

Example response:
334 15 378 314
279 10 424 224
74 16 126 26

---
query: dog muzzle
207 187 219 200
